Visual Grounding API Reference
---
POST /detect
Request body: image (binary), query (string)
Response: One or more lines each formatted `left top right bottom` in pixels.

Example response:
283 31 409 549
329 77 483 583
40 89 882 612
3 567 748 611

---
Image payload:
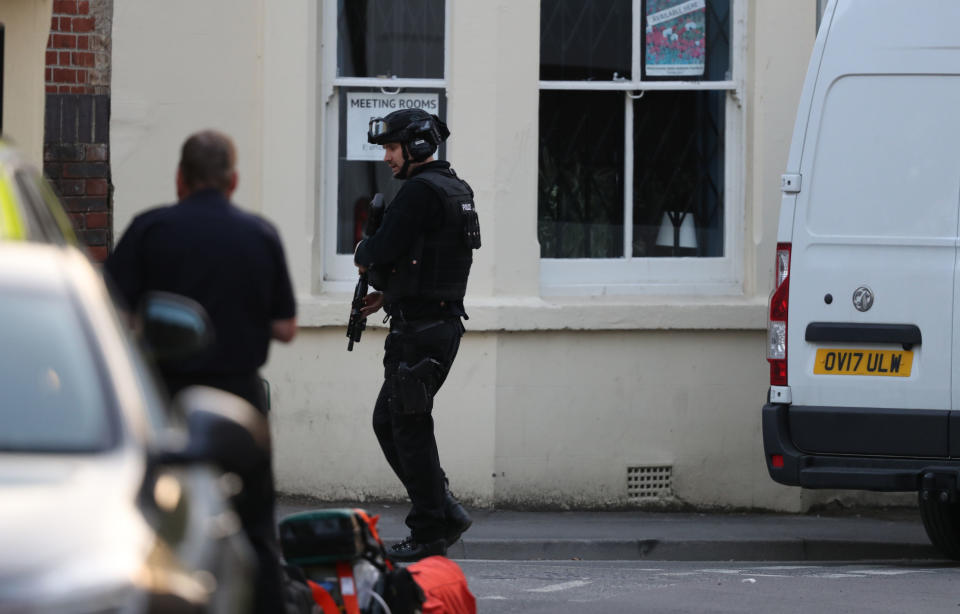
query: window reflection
540 0 632 81
538 91 625 258
632 90 724 257
338 0 445 79
538 1 730 262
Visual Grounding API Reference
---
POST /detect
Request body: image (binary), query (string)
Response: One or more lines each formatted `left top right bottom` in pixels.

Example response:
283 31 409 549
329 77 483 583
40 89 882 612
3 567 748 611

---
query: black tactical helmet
368 109 450 163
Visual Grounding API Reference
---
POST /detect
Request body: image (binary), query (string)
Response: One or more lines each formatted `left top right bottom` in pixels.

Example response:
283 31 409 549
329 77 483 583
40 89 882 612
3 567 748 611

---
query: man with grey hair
106 129 297 613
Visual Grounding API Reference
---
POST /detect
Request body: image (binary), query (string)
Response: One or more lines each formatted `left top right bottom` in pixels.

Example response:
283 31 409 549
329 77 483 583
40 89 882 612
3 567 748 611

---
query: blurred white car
0 242 262 613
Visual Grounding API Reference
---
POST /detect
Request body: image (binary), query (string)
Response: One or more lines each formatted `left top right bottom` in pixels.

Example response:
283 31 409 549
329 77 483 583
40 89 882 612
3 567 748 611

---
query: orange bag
407 556 476 614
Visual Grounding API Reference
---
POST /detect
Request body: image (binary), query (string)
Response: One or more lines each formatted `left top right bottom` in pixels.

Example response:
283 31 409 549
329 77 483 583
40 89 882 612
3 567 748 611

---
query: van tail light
767 242 791 386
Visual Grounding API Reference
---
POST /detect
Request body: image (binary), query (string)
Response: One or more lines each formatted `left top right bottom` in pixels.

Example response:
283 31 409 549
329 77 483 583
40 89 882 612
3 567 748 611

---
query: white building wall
110 0 264 235
491 330 772 507
447 0 542 298
112 0 909 511
267 329 498 503
1 0 53 168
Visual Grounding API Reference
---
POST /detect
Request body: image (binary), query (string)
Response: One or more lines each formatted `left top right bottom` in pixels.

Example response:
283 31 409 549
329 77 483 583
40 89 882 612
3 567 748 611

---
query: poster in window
643 0 706 79
345 92 440 161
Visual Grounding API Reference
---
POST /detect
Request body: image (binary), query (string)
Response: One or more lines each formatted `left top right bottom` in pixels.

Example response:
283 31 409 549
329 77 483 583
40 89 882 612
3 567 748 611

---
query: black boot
389 535 448 563
444 491 472 547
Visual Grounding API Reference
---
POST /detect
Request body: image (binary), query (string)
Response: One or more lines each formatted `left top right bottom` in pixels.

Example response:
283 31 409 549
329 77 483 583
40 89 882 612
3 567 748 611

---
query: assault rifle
346 193 385 351
346 272 368 351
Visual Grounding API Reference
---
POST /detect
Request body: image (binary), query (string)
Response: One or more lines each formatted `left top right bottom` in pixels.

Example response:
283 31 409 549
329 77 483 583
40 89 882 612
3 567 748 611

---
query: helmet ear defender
404 119 441 162
368 110 450 165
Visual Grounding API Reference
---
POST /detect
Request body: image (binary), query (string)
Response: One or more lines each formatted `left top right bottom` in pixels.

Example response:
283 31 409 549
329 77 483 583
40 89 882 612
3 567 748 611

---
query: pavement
276 495 945 562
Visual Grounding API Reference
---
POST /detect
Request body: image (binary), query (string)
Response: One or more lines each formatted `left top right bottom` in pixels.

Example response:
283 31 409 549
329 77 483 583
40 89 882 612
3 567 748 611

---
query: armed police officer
354 109 480 562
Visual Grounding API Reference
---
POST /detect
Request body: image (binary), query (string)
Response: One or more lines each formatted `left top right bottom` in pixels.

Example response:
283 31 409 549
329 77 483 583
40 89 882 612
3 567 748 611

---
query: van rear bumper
762 403 960 492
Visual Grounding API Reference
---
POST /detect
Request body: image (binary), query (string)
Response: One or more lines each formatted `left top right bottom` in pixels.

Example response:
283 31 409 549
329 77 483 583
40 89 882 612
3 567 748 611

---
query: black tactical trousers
372 317 464 543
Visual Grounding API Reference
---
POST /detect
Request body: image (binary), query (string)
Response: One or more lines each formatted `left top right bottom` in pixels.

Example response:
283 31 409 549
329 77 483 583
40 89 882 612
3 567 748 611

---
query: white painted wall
1 0 52 168
492 330 773 507
266 329 498 503
110 0 264 235
260 0 317 297
447 0 541 298
113 0 912 511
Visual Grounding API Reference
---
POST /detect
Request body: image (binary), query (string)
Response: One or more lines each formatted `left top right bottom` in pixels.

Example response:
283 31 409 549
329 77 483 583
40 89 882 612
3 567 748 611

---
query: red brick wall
46 0 109 96
43 0 112 261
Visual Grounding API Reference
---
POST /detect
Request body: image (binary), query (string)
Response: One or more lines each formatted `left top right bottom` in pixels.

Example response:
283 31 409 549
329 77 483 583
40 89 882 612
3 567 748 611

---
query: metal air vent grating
627 465 673 501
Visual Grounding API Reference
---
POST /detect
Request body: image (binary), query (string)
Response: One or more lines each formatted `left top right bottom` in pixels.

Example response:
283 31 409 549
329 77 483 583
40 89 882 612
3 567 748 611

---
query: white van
763 0 960 558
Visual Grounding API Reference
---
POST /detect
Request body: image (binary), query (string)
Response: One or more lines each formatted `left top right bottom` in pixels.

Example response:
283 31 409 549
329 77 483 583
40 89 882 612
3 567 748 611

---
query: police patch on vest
462 203 481 249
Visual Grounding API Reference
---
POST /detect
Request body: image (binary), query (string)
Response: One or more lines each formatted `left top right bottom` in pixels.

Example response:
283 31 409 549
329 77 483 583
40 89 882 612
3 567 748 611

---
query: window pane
704 0 731 80
632 90 724 257
337 161 403 255
338 0 444 79
540 0 632 81
336 88 446 254
0 291 115 452
539 91 625 258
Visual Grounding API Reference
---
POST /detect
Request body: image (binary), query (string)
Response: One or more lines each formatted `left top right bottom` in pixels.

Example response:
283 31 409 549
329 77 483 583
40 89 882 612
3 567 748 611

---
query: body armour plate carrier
380 166 480 303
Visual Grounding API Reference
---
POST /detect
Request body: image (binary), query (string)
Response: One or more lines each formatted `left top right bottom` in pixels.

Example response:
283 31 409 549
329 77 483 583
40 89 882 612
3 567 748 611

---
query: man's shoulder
124 203 176 232
227 205 282 240
185 192 281 239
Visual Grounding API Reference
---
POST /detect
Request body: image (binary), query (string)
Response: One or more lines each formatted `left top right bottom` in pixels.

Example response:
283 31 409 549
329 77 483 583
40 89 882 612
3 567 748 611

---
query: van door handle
805 322 921 349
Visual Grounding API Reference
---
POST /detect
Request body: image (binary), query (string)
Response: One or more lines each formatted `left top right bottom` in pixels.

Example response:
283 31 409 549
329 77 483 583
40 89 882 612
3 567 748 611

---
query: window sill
296 293 768 332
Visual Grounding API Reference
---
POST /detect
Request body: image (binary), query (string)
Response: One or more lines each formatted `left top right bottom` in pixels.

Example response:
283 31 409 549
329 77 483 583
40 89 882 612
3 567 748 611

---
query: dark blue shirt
105 188 296 375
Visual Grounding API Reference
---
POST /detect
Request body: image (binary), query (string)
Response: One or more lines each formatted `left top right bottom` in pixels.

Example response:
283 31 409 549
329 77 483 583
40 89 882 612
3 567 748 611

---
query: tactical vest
383 166 480 303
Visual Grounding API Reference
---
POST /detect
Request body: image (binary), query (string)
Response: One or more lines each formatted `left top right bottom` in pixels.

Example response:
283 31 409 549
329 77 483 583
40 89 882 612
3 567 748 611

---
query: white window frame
319 0 450 292
538 0 745 296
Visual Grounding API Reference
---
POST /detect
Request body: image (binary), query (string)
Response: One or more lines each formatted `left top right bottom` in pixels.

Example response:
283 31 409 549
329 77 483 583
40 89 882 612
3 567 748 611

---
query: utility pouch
388 257 421 297
392 357 442 415
383 235 424 302
461 202 481 249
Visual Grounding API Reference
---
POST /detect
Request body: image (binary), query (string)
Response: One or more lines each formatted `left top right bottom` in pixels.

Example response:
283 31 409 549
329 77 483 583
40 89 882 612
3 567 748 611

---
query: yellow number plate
813 349 913 377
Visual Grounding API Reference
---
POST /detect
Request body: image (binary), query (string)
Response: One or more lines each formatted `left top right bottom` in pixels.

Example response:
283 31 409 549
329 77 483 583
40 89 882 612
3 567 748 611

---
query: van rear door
786 1 960 458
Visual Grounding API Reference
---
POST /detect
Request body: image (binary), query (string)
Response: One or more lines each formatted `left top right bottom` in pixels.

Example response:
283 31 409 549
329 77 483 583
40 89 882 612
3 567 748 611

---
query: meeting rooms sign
346 92 440 161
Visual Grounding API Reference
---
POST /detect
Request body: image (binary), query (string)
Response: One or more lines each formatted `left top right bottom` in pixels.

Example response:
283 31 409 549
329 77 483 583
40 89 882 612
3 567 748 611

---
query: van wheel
918 493 960 559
